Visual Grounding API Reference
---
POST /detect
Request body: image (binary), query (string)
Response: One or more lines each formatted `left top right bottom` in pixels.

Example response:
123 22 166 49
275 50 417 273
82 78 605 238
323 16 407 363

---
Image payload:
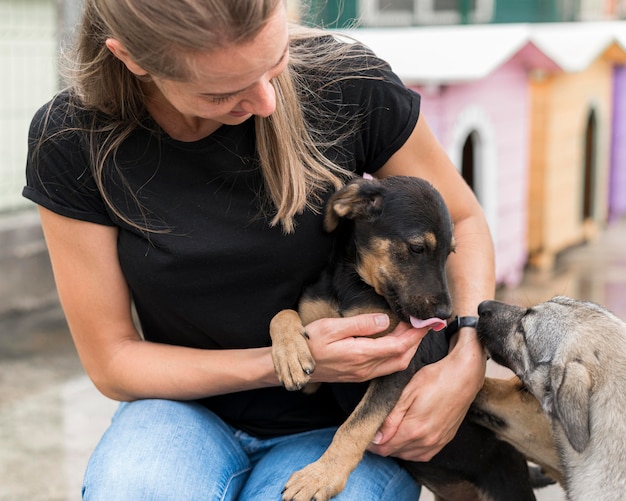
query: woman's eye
204 94 234 104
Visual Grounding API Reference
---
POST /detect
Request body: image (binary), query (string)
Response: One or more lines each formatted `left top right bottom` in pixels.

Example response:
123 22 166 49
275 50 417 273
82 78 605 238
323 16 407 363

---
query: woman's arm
39 207 430 402
369 113 493 461
39 206 280 401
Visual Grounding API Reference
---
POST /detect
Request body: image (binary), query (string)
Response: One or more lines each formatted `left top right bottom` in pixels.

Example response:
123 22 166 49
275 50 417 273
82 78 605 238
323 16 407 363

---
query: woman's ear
105 38 149 76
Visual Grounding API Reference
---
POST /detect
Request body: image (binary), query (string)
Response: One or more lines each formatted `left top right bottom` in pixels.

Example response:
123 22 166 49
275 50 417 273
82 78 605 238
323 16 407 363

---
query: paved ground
3 219 626 500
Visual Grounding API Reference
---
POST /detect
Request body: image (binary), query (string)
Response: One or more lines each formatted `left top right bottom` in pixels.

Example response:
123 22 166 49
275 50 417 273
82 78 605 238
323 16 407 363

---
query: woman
24 0 493 499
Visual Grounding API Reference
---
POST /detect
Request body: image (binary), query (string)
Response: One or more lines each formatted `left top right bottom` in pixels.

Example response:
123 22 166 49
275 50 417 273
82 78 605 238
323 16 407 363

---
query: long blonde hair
66 0 359 233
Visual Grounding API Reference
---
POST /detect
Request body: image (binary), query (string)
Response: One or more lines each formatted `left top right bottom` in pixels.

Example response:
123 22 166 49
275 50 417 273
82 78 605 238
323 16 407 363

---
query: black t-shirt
23 43 421 437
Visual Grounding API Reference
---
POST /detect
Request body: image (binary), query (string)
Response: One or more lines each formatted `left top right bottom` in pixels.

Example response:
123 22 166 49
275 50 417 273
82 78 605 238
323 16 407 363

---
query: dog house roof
339 21 626 85
530 21 626 72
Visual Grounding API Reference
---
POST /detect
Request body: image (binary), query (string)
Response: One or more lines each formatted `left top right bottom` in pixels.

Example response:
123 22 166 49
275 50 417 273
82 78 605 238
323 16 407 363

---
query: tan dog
470 376 562 485
476 296 626 500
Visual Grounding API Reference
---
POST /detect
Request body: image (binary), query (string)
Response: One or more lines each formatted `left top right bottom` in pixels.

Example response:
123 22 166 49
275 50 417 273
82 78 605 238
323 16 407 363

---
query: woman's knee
240 427 420 501
347 452 421 501
82 399 251 500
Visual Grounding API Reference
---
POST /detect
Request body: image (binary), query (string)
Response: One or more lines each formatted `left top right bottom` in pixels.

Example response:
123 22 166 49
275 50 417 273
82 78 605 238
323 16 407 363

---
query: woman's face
111 5 290 128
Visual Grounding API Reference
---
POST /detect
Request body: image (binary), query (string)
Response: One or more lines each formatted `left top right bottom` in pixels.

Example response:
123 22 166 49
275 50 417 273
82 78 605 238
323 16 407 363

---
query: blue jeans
82 399 421 500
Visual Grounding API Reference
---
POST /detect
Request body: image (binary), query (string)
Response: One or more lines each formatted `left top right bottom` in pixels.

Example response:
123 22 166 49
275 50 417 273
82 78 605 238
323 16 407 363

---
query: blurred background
1 0 625 499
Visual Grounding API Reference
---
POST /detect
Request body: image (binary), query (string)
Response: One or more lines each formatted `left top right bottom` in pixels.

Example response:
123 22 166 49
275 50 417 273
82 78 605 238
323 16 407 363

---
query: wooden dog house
526 23 626 268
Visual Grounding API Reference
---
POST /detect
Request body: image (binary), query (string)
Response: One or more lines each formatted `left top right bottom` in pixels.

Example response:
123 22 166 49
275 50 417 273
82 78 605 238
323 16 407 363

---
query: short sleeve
23 92 114 226
345 72 421 173
305 41 421 175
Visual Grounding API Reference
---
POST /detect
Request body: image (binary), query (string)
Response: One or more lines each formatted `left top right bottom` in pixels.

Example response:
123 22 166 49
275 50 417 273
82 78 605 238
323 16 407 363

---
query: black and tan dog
270 176 536 501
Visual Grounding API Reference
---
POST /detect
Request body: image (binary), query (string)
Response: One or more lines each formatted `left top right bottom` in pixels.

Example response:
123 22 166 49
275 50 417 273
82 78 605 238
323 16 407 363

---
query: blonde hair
65 0 359 233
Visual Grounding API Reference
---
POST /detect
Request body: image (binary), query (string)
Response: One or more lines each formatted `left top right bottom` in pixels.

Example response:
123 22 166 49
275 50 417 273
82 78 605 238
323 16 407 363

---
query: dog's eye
409 244 425 255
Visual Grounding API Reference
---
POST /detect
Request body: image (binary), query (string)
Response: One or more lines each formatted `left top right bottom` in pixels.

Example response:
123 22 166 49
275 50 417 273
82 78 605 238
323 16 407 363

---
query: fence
0 0 58 213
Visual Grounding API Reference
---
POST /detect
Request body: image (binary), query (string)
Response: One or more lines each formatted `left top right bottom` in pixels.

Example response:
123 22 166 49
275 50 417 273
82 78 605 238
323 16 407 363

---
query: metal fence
0 0 58 213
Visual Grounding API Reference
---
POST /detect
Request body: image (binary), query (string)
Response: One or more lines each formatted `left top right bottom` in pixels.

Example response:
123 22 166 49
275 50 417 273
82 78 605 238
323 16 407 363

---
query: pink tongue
409 316 447 331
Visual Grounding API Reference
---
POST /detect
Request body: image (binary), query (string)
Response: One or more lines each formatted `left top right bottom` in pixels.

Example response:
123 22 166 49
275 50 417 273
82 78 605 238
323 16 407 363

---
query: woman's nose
240 78 276 117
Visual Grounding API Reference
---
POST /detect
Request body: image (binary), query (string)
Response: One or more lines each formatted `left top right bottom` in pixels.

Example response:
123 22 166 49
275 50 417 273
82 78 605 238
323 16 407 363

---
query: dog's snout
478 299 522 320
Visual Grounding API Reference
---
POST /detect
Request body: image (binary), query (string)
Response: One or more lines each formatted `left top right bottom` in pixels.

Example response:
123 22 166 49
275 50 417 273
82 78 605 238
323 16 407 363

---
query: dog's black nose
478 300 495 317
435 306 453 320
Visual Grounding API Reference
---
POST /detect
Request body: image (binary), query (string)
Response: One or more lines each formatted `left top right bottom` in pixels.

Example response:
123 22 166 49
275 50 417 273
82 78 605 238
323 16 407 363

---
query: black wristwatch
444 316 478 344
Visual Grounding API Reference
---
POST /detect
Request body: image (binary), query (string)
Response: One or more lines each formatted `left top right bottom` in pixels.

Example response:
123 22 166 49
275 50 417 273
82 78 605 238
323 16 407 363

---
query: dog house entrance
582 109 597 223
461 130 482 203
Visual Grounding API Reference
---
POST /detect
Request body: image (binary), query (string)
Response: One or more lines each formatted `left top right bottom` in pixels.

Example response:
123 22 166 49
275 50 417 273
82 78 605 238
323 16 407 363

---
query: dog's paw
282 461 345 501
271 329 316 391
270 310 317 391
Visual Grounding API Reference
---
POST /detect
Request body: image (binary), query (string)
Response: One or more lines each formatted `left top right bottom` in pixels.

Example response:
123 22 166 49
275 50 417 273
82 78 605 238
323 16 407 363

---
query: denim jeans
82 399 421 500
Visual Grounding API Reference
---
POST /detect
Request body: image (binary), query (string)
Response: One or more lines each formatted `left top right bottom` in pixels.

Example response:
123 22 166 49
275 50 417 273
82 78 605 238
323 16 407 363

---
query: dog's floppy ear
324 179 384 232
551 361 592 453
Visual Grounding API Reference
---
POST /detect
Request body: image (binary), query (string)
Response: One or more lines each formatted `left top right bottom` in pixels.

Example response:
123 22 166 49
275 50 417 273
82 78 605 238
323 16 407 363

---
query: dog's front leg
282 370 412 501
270 309 317 391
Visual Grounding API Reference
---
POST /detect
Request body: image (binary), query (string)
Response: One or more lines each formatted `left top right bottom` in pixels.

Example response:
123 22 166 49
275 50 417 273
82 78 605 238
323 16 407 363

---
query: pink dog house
347 25 559 287
347 22 626 284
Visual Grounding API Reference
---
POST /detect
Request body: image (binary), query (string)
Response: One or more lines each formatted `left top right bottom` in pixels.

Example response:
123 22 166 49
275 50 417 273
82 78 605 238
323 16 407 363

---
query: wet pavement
0 307 117 501
3 219 626 500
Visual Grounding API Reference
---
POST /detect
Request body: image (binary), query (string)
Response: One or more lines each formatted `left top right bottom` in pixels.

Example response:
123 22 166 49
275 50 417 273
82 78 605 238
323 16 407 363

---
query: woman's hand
367 327 487 461
304 315 431 385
